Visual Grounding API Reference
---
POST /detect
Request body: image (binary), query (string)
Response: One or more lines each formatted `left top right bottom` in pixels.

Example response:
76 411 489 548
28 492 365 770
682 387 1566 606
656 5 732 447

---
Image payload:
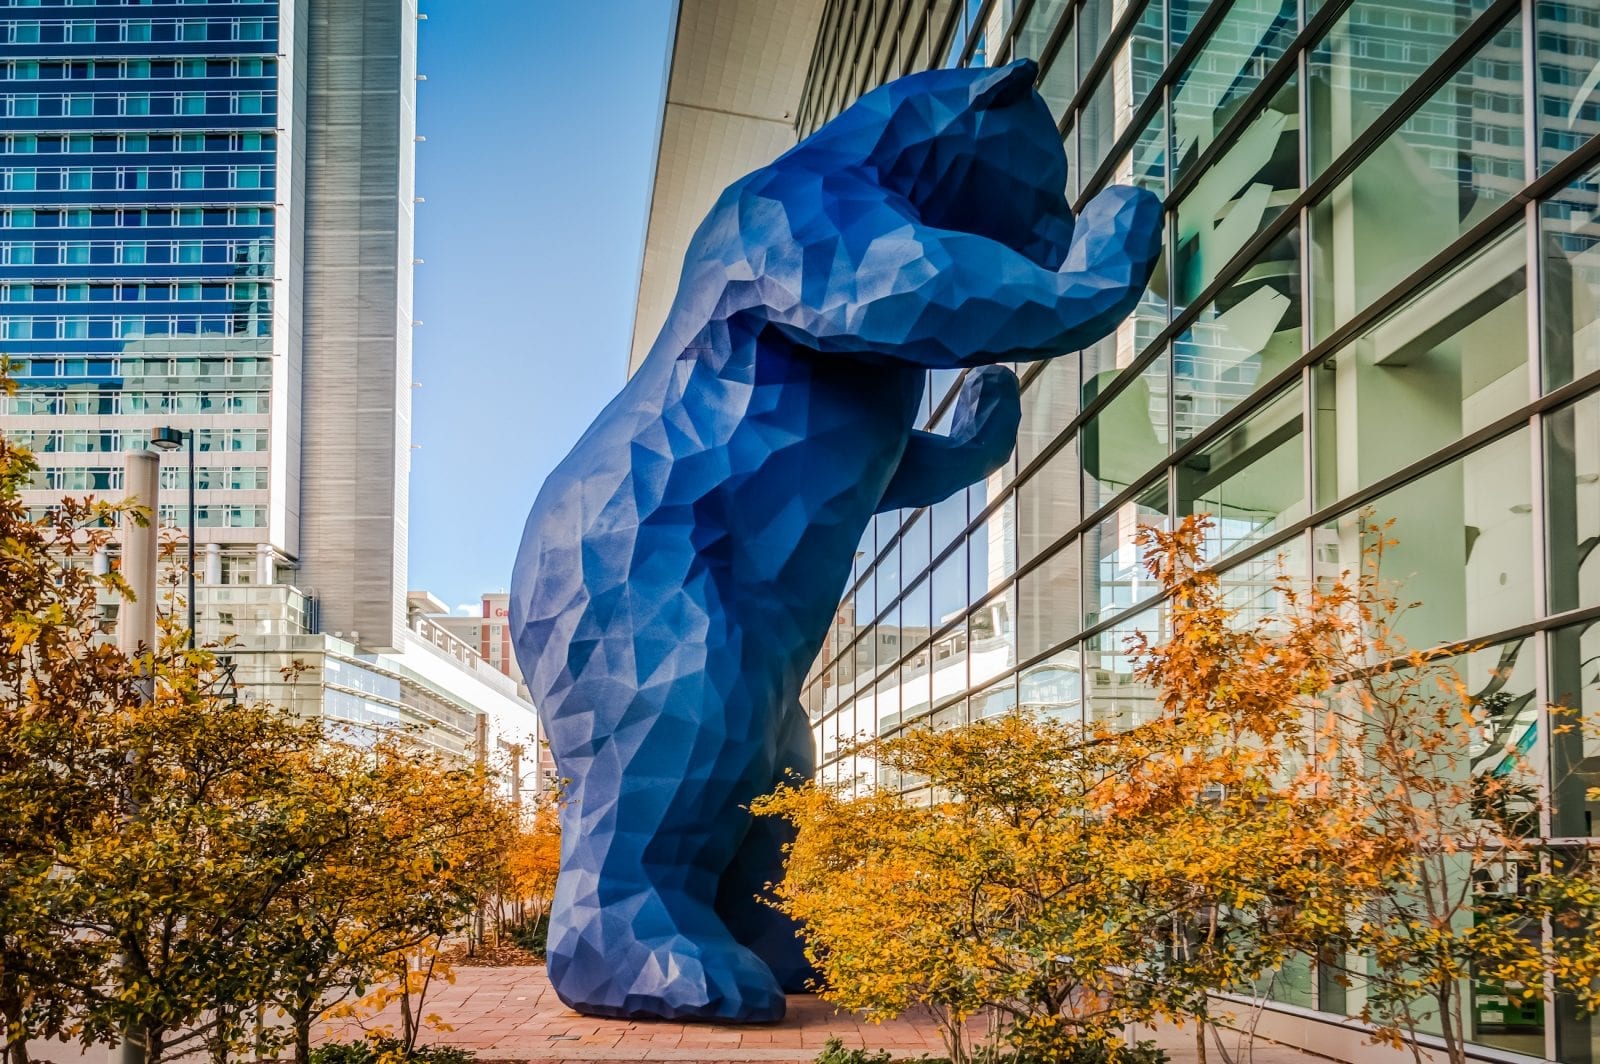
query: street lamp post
150 426 195 649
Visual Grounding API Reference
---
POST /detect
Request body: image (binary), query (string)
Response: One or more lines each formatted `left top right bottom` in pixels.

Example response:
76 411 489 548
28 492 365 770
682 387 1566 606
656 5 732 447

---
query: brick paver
318 965 1343 1063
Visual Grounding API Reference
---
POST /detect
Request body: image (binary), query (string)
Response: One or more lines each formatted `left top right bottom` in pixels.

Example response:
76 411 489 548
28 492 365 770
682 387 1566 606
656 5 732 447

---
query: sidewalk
319 964 1343 1063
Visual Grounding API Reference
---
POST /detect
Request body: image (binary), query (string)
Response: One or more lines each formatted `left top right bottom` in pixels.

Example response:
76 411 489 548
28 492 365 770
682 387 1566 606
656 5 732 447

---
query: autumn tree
1266 520 1600 1064
762 515 1600 1064
256 734 514 1063
0 377 136 1064
505 794 562 935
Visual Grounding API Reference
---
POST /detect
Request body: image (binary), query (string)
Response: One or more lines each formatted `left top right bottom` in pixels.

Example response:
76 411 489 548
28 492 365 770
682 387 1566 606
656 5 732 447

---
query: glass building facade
0 1 538 759
794 0 1600 1058
0 0 280 577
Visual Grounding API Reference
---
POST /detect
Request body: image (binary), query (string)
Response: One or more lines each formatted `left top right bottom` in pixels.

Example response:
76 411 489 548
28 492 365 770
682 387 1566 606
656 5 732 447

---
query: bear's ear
970 58 1038 110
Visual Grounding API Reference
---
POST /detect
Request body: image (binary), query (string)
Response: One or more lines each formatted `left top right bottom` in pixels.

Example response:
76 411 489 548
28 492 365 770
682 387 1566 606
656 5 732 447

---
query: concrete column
203 542 222 586
255 543 273 585
117 451 160 656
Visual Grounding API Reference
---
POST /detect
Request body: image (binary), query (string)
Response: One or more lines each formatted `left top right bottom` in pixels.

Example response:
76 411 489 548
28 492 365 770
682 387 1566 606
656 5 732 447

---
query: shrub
310 1038 476 1064
508 918 548 958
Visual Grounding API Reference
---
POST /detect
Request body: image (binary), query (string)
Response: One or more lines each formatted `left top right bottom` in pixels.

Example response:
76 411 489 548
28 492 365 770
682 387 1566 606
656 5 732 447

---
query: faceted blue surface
510 58 1161 1023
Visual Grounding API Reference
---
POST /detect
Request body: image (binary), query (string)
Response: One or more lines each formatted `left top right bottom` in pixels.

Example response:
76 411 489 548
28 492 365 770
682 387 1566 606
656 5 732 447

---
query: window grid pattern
799 0 1600 1056
0 0 281 545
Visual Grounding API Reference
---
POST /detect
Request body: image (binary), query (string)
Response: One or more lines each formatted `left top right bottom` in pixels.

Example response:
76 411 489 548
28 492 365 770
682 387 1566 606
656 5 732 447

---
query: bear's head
797 59 1075 269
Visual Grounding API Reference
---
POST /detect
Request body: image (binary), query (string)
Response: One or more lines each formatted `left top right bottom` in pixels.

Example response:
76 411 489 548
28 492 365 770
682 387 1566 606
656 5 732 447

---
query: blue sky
407 1 675 612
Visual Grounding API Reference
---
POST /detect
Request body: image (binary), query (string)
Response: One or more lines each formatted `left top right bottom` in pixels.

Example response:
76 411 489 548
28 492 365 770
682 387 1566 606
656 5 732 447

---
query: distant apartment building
633 1 1600 1059
0 0 538 762
435 591 522 689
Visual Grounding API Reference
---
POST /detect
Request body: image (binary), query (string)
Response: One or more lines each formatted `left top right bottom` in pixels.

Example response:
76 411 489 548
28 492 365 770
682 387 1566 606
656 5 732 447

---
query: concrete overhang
627 0 827 375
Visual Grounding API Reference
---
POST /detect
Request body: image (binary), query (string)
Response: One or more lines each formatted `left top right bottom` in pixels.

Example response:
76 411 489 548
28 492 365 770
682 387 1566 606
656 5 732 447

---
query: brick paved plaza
322 965 1340 1063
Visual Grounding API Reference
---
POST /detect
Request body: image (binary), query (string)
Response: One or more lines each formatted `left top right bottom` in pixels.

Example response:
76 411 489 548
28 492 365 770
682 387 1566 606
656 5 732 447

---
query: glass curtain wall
0 0 279 538
797 0 1600 1057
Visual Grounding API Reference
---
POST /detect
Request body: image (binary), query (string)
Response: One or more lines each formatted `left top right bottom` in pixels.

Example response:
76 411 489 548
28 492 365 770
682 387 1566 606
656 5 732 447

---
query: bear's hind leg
715 701 819 993
544 659 787 1022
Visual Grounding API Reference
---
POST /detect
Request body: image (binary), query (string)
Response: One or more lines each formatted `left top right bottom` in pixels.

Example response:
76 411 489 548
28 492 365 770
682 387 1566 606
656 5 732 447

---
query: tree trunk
1 994 30 1064
292 999 315 1064
1435 978 1466 1064
1195 1020 1207 1064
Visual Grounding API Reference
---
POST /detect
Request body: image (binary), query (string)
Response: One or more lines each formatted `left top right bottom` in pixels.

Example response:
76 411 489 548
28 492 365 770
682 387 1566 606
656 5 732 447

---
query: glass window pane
1014 0 1069 63
1017 354 1080 469
1038 21 1076 122
1308 0 1495 179
1550 619 1600 838
1216 532 1308 626
1541 157 1600 391
1084 479 1169 627
1309 17 1526 343
1174 75 1299 306
970 675 1017 719
1085 602 1167 729
1078 0 1163 180
1174 225 1302 443
968 586 1017 687
932 540 968 629
1312 225 1529 509
1019 538 1082 659
1317 427 1534 651
969 493 1016 601
1018 647 1082 725
1536 0 1600 175
1170 0 1298 186
901 642 933 724
1083 351 1170 514
1176 383 1306 560
1017 432 1079 563
930 624 968 713
1545 389 1600 616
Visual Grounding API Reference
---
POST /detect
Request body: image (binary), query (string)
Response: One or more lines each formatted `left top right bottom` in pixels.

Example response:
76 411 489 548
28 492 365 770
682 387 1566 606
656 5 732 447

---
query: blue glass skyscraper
0 0 422 654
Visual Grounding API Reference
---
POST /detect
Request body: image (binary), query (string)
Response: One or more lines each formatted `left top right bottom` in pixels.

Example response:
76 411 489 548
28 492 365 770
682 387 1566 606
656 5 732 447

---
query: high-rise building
0 0 537 764
633 1 1600 1059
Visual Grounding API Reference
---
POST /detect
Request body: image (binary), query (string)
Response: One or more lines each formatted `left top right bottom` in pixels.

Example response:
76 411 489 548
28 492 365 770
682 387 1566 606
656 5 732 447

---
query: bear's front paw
950 364 1021 450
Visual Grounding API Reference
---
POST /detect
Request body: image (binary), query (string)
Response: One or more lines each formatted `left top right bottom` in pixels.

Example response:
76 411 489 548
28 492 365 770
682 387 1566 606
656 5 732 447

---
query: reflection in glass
1541 158 1600 391
1551 620 1600 839
1014 0 1070 63
1085 603 1167 729
1018 354 1079 468
1111 101 1168 198
1038 20 1077 122
969 493 1017 602
1310 18 1525 342
901 646 933 724
1019 647 1082 724
1084 481 1170 627
1174 226 1302 443
1174 75 1299 307
1019 538 1082 659
1017 433 1079 563
969 587 1017 687
1320 428 1533 652
1536 1 1600 175
1216 532 1308 628
1308 0 1494 179
1312 225 1528 509
1177 383 1305 561
1545 391 1600 616
931 541 968 630
1082 351 1170 514
1170 0 1297 186
971 675 1017 719
1078 0 1163 181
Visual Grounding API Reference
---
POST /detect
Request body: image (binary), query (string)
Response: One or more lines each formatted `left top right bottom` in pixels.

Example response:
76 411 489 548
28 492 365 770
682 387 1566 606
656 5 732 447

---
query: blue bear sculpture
509 58 1162 1023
